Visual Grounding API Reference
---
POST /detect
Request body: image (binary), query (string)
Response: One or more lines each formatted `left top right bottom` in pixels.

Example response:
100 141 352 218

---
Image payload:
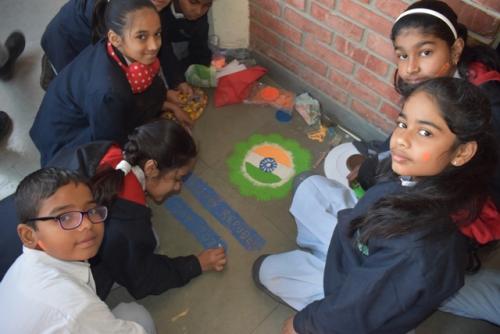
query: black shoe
0 111 13 142
252 254 294 308
40 53 56 91
0 31 26 81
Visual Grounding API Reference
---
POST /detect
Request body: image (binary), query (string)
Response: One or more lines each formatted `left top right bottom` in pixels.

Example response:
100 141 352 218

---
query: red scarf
467 61 500 86
455 199 500 245
106 42 161 94
99 144 146 206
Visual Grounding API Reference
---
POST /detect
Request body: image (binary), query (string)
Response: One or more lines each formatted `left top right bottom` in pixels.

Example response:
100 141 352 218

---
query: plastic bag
214 66 267 107
185 64 217 88
244 83 295 112
295 92 321 126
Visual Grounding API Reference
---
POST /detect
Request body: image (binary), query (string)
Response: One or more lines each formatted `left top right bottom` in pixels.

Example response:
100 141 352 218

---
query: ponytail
91 119 198 207
91 0 108 43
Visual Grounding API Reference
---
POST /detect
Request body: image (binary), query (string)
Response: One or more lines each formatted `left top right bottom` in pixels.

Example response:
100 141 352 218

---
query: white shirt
0 247 147 334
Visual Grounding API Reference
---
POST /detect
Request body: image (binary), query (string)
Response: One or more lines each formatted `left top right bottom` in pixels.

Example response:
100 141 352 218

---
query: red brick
310 2 329 22
366 32 396 62
334 36 389 76
304 35 355 74
301 68 349 104
283 41 328 76
475 0 500 12
338 0 393 37
355 68 402 104
322 11 365 42
284 8 333 43
380 102 401 120
250 5 303 44
351 99 394 132
375 0 408 19
251 0 281 16
314 0 335 8
252 39 302 74
250 21 282 47
286 0 306 11
447 0 499 40
329 71 380 106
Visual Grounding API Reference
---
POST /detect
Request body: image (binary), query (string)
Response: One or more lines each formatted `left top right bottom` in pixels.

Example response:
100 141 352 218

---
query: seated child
0 167 156 333
50 119 226 300
31 0 190 166
40 0 95 89
253 78 498 333
158 0 213 94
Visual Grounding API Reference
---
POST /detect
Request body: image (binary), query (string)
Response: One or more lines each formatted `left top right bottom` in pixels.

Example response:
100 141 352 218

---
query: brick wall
249 0 500 133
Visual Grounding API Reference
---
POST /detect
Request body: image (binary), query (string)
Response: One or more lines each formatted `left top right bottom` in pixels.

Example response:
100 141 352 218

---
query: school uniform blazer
294 180 469 334
30 39 166 166
47 141 203 300
41 0 94 72
159 3 211 88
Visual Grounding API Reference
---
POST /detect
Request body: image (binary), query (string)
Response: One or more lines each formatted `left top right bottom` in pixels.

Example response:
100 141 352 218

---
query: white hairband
395 8 457 40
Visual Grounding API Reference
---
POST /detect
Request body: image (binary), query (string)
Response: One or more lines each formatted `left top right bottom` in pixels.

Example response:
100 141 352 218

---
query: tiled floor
1 1 499 333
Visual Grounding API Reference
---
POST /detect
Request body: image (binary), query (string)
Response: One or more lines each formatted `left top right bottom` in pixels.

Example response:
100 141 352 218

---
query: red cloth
456 199 500 245
99 144 146 206
106 42 160 94
467 61 500 86
214 66 267 107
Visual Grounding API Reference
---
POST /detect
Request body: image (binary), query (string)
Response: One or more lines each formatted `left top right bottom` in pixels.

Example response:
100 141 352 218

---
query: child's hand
282 316 298 334
197 247 227 272
177 82 194 97
162 100 193 128
166 89 182 105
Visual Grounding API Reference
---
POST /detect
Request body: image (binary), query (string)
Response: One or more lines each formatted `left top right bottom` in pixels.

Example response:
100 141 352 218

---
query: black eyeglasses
25 206 108 231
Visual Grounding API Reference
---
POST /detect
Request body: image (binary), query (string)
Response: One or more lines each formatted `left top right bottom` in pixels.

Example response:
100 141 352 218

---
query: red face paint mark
435 62 451 77
422 152 431 161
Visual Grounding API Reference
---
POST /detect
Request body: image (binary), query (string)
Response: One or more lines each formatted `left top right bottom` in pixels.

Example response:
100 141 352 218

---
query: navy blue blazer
41 0 94 72
30 39 166 166
294 180 468 334
159 3 212 88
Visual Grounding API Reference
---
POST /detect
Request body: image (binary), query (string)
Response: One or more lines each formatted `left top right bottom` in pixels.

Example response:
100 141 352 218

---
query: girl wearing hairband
43 119 226 300
31 0 190 166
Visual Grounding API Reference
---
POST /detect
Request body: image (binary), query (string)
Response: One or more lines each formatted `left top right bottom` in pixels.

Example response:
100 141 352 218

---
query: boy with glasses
0 167 156 333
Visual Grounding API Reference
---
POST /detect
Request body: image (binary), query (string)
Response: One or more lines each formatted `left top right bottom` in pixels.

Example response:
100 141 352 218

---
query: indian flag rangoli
227 134 311 200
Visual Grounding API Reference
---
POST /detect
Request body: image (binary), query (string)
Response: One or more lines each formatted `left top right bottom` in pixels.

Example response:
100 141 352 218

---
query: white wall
210 0 249 49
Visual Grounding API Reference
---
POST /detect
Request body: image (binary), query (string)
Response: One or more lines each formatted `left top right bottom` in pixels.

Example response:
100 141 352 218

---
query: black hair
351 77 497 244
91 0 157 43
91 119 198 207
15 168 89 229
391 0 500 96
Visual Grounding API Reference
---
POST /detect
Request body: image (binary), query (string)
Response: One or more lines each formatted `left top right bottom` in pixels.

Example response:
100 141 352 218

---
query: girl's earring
452 160 458 166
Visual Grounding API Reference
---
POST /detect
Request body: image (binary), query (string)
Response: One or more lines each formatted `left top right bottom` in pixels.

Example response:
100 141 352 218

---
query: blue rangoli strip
164 195 227 250
185 174 266 251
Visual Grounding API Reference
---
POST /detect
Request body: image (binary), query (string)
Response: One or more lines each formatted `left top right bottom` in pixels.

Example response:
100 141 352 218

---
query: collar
23 247 95 290
171 2 185 19
399 176 417 187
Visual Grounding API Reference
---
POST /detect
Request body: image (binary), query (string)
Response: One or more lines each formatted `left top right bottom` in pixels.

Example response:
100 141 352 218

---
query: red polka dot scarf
106 42 161 94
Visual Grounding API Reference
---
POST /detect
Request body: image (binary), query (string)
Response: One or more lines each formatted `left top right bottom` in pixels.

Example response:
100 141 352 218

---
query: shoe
252 254 293 308
40 53 56 91
0 31 26 81
0 111 13 142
